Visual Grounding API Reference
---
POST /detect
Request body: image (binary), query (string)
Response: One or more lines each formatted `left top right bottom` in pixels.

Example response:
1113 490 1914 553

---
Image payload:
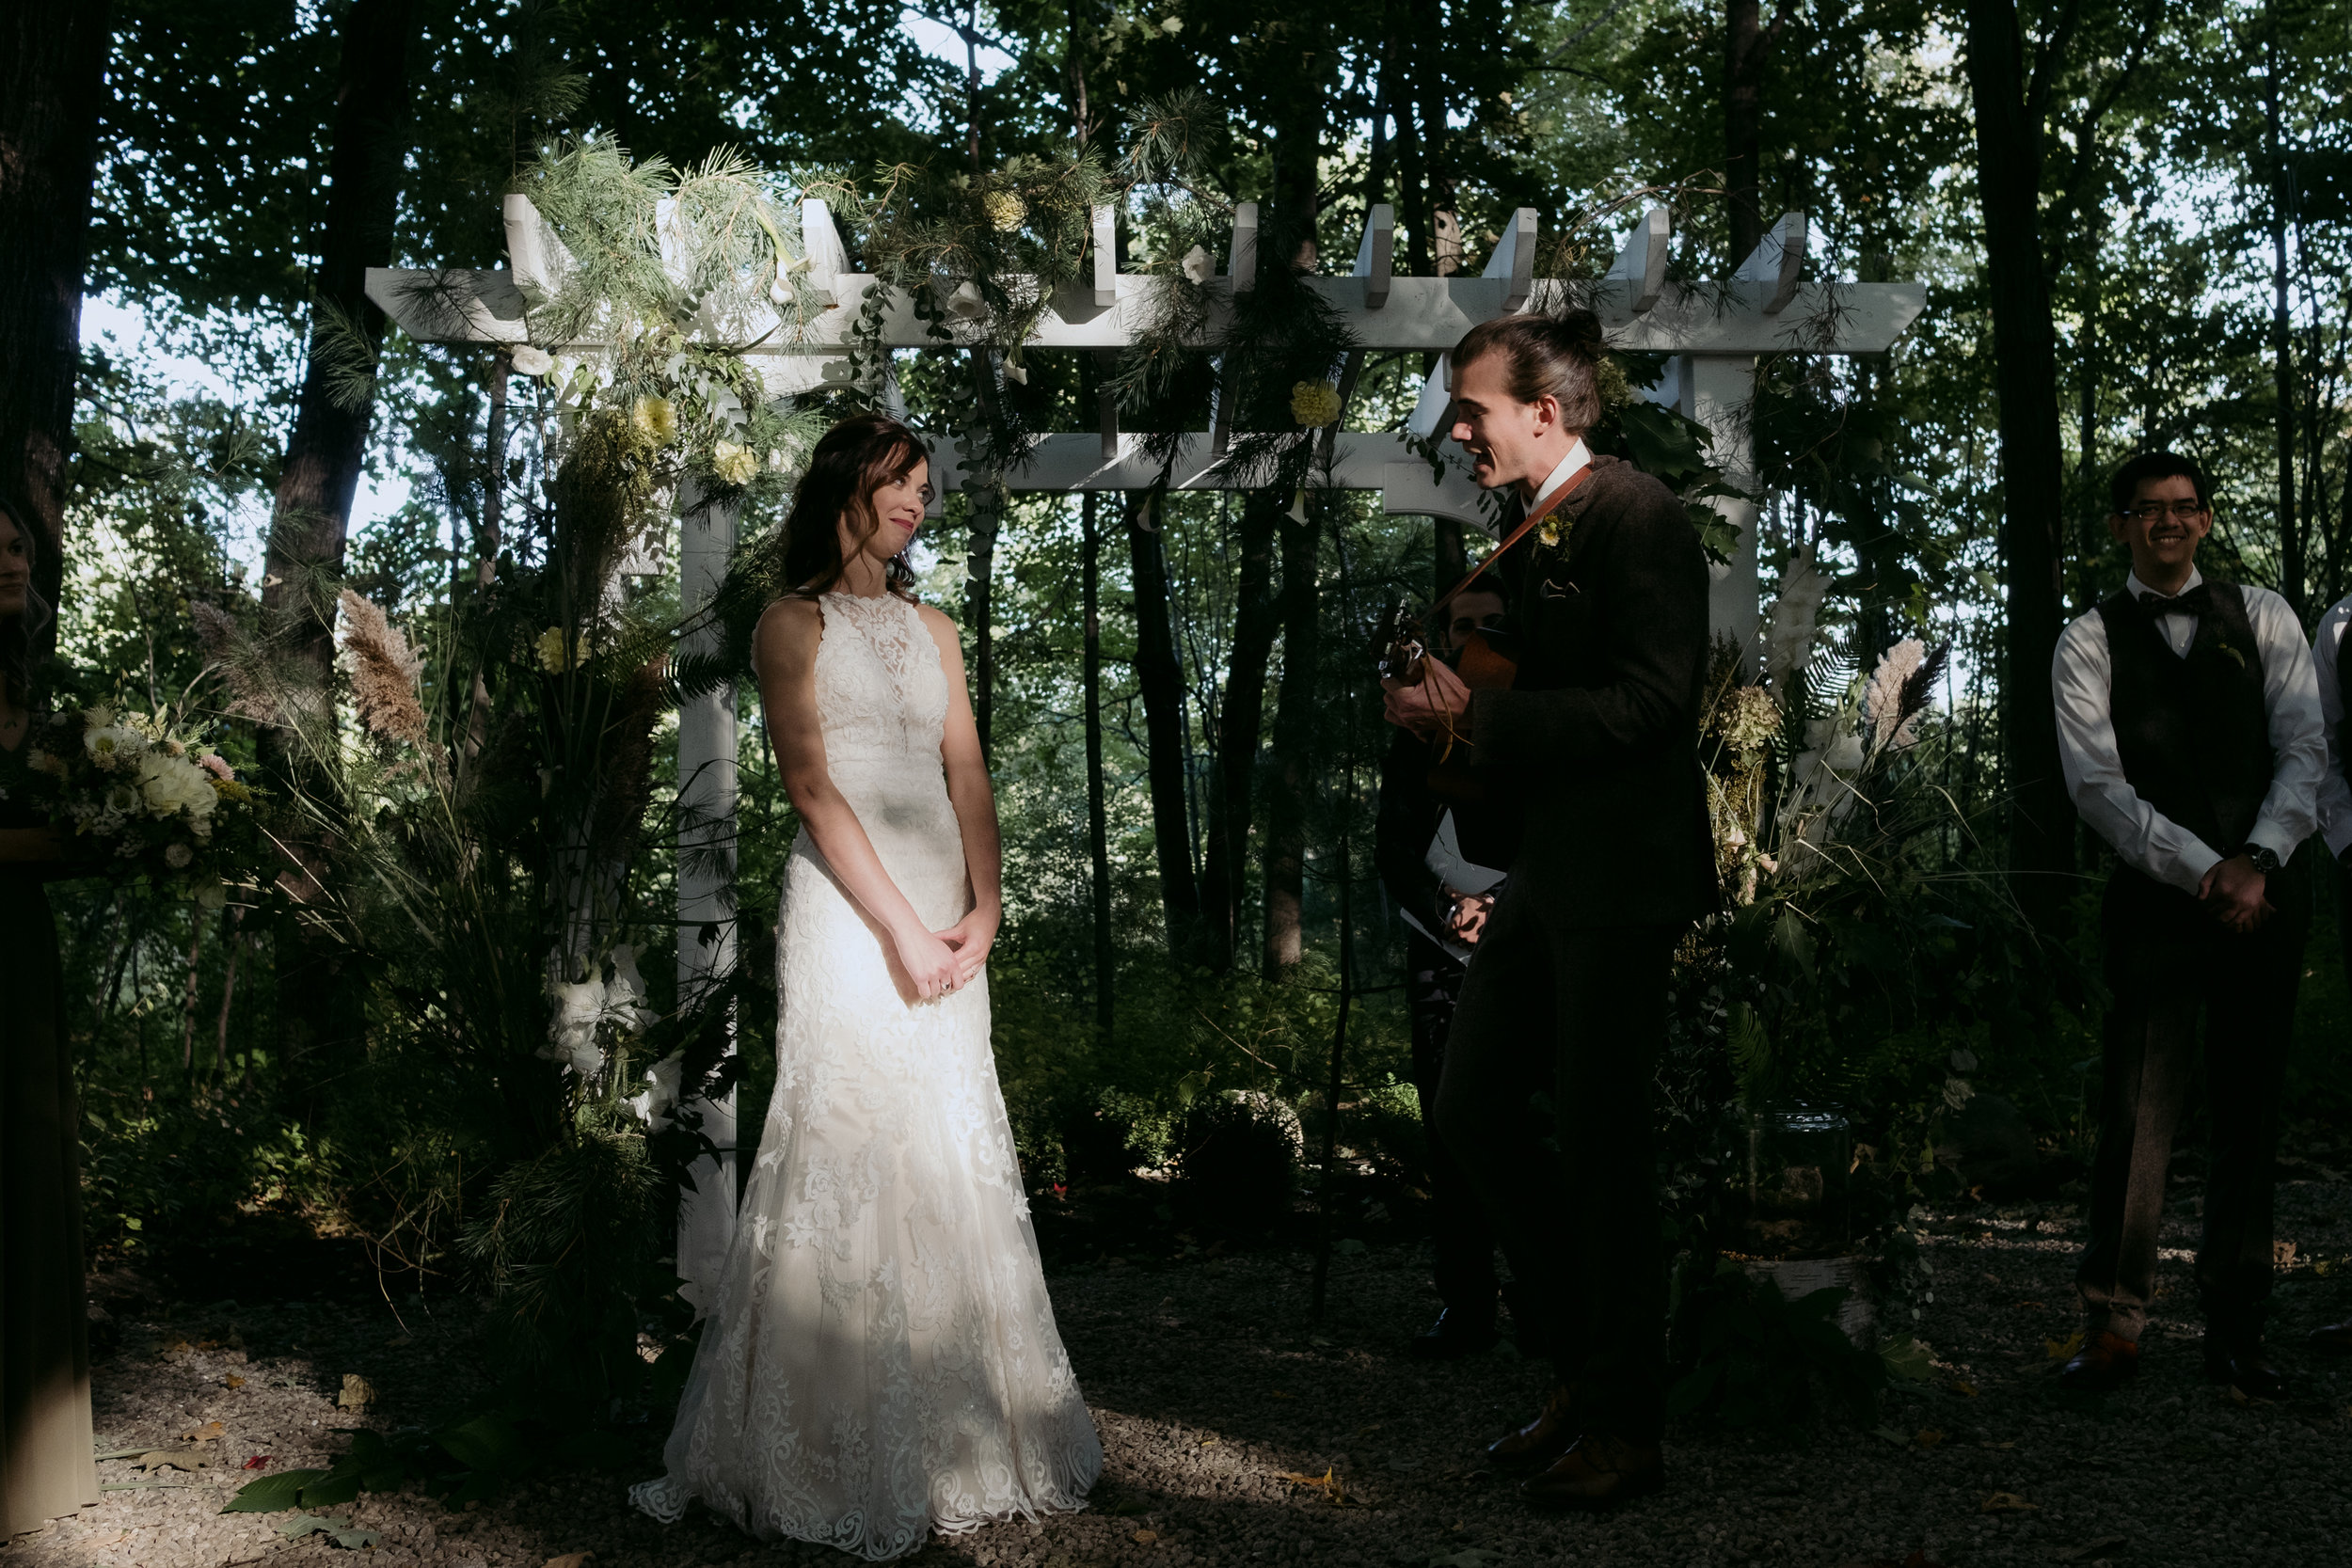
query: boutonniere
1537 516 1569 551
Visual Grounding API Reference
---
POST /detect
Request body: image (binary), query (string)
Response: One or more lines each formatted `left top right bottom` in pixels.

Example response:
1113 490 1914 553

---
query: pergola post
674 478 739 1311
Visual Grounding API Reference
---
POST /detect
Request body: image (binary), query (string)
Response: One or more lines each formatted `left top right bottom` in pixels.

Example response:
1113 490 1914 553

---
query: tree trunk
1725 0 1767 264
1964 0 2074 929
1199 494 1283 969
1260 506 1322 976
1082 491 1114 1040
1125 491 1200 949
260 0 419 1104
0 2 110 653
2265 23 2301 619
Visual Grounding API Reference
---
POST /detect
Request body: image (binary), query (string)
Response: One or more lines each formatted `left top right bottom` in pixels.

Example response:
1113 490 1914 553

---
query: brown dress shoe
2204 1338 2287 1401
2309 1320 2352 1354
1484 1384 1579 1473
2056 1330 2139 1392
1518 1434 1663 1511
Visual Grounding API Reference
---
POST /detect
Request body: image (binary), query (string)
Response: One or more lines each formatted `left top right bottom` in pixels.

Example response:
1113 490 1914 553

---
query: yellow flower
981 189 1027 233
630 395 679 447
536 626 586 673
713 440 759 487
1291 379 1342 427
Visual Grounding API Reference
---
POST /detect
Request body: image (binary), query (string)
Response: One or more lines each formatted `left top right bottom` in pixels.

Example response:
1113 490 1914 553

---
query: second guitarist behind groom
1383 311 1717 1509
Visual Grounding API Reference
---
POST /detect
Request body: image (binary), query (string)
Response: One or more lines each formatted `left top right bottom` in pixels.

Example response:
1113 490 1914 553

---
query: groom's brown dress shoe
1484 1385 1578 1473
2056 1330 2139 1392
1518 1434 1663 1511
2203 1338 2287 1401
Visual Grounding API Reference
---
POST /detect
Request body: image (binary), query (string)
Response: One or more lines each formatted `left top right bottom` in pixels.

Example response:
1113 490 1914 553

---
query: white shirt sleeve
2309 595 2352 857
2241 585 2326 863
2051 610 2223 893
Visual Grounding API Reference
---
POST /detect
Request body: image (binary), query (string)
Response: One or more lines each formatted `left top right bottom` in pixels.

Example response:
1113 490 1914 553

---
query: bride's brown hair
776 412 930 598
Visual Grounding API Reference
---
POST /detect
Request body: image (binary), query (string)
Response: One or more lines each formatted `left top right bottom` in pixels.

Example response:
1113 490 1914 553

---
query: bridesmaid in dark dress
0 498 96 1535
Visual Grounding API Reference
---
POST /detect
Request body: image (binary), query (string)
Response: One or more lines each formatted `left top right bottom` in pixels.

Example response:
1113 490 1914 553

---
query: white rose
511 345 555 376
713 440 759 487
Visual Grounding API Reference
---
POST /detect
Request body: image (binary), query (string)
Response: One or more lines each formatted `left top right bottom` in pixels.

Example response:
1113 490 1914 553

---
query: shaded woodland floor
8 1167 2352 1568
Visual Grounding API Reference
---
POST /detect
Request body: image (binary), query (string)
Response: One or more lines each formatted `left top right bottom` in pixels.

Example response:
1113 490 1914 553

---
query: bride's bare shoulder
754 595 824 671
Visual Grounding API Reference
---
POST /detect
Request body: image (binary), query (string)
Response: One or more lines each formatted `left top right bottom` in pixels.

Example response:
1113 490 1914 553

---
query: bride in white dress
631 412 1103 1558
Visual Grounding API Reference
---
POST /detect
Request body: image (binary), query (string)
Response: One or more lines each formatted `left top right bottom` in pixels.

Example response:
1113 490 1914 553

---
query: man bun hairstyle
2108 450 2212 516
1450 309 1608 432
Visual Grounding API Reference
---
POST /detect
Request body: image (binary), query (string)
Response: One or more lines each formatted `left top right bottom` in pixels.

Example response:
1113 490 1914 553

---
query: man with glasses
2051 451 2325 1400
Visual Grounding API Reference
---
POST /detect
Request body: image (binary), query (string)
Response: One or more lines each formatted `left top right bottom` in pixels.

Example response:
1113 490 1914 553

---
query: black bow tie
2138 584 2214 621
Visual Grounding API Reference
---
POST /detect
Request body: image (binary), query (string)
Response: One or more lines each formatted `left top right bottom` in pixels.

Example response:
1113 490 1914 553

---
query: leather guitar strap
1422 460 1596 758
1437 461 1596 610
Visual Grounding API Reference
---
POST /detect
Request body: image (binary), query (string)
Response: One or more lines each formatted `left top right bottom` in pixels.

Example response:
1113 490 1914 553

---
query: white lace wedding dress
630 591 1102 1559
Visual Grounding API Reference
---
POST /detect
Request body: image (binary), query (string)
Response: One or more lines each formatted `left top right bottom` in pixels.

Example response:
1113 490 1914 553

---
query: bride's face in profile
841 456 934 576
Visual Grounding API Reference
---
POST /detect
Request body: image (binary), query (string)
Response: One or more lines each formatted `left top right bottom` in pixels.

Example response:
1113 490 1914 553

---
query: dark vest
2093 580 2273 857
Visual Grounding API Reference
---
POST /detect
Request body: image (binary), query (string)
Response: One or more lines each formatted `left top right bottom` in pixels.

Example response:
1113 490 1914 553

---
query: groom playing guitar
1384 311 1716 1508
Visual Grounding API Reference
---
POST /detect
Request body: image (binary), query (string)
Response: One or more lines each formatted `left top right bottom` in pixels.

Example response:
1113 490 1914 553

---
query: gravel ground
8 1172 2349 1568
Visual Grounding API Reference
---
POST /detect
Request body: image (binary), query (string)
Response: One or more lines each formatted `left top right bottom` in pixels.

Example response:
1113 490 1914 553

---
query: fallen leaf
543 1555 595 1568
1980 1491 2040 1513
1978 1440 2015 1451
1269 1390 1296 1401
1198 1436 1219 1449
224 1375 246 1390
387 1334 415 1349
1869 1424 1912 1446
82 1531 130 1549
2015 1300 2046 1309
130 1449 209 1472
180 1420 225 1443
1949 1381 1979 1397
277 1513 381 1550
242 1455 274 1470
336 1373 375 1409
1914 1429 1946 1449
93 1447 157 1462
1133 1529 1159 1544
2045 1331 2085 1361
2222 1384 2252 1406
2056 1540 2130 1563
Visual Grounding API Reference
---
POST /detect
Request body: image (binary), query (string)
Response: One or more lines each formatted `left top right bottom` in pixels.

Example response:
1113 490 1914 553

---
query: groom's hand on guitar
1383 655 1472 742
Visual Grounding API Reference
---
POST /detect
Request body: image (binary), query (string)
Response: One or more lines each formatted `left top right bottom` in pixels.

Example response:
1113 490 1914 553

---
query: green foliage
222 1408 635 1517
1666 1257 1886 1429
456 1118 666 1415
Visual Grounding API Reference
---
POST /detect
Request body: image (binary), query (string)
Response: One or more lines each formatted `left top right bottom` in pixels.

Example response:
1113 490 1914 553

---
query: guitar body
1426 627 1518 804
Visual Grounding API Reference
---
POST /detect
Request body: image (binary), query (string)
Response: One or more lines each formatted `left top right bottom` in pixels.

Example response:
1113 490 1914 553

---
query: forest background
7 0 2352 1410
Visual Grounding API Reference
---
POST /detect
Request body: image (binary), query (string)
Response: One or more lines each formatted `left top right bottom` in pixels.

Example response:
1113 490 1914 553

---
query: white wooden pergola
367 197 1922 1305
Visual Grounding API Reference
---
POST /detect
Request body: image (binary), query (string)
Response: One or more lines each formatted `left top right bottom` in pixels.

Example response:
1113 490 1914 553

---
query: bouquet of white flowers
15 704 266 905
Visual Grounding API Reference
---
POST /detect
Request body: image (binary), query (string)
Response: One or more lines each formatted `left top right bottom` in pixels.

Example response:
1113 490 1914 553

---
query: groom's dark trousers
1431 455 1718 1447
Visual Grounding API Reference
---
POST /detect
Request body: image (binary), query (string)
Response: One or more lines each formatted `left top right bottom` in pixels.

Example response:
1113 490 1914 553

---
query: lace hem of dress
626 1471 1096 1561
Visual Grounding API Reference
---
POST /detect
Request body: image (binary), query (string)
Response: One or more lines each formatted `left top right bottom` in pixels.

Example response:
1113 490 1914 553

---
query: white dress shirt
1528 438 1592 512
2311 593 2352 857
2052 567 2326 893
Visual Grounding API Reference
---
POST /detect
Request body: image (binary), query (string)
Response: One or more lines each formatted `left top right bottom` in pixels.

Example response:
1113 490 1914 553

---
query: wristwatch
2239 843 2283 877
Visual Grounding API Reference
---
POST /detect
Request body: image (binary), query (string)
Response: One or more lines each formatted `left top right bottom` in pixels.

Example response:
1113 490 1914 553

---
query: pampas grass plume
338 590 429 746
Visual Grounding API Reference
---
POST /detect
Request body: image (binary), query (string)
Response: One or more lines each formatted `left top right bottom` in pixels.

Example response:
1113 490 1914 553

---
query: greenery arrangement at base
219 1406 637 1518
1664 1256 1891 1429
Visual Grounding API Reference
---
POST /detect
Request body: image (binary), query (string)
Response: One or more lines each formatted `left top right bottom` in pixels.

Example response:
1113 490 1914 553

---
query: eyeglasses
2122 500 2208 521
